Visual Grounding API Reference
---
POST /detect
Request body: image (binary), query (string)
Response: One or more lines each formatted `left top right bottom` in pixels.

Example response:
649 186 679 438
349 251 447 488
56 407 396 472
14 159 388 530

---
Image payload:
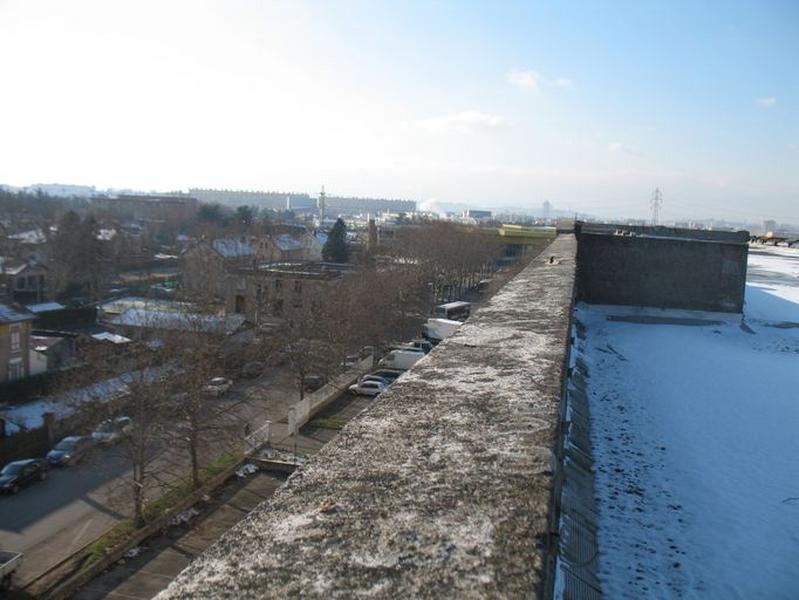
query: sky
0 0 797 222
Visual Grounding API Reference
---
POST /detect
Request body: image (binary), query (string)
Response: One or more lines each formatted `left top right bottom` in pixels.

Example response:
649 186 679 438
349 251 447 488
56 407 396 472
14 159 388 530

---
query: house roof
8 228 47 244
31 335 64 352
213 238 254 258
26 302 66 313
0 303 35 324
273 234 304 252
91 331 132 344
0 257 28 275
109 308 246 335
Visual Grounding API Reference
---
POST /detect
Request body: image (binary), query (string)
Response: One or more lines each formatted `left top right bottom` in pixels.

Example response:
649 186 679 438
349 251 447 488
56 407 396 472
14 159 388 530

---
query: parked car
46 436 96 466
240 361 265 379
378 350 424 370
0 459 48 494
204 377 233 397
407 339 433 353
348 380 387 396
359 374 392 386
368 369 404 382
92 416 133 446
1 550 23 591
389 345 426 355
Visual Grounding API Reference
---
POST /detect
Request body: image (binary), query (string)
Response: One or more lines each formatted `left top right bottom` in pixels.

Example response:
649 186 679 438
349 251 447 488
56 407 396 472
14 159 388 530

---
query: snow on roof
31 335 63 351
96 228 117 241
8 228 46 244
273 233 304 252
213 237 253 258
0 303 35 324
0 258 28 275
0 365 171 431
100 296 191 315
26 302 65 313
91 331 132 344
109 308 246 335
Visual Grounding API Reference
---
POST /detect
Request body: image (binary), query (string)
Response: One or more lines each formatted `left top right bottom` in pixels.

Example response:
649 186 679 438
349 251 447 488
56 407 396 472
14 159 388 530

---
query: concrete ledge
158 235 577 599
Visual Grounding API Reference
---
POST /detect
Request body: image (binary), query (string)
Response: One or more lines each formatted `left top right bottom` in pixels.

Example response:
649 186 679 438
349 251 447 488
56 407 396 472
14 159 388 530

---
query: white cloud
507 69 540 91
507 68 573 91
757 97 776 108
607 142 640 156
418 110 510 134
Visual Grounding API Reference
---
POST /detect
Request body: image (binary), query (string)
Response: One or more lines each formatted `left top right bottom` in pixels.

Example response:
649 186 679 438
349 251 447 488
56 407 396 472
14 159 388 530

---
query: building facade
0 304 34 383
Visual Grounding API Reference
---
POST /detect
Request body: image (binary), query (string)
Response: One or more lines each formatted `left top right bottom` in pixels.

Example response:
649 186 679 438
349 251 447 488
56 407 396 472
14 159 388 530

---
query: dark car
0 459 48 494
368 369 404 383
46 436 96 466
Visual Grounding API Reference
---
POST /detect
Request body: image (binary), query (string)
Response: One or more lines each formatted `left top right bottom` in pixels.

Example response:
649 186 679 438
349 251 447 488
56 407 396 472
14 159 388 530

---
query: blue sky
0 0 796 222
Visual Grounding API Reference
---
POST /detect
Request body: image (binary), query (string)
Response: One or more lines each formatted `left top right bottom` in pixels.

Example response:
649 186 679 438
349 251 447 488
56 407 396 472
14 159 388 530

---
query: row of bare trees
71 221 511 528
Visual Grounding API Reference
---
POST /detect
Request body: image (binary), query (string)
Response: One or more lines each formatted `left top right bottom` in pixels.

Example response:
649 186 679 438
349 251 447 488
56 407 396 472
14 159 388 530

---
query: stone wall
576 229 748 313
158 235 577 600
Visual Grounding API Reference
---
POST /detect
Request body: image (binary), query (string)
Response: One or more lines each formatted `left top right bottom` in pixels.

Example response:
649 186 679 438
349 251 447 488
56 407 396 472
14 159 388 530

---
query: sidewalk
71 392 375 600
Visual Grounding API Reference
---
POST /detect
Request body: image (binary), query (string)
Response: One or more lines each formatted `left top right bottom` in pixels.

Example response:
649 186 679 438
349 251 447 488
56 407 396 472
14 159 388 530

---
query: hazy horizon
1 1 796 222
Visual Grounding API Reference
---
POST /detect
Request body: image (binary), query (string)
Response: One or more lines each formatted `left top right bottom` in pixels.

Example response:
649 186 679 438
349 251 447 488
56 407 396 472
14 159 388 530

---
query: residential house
180 237 256 298
0 303 34 383
225 262 345 323
29 333 75 376
254 234 306 263
0 258 49 304
7 227 49 263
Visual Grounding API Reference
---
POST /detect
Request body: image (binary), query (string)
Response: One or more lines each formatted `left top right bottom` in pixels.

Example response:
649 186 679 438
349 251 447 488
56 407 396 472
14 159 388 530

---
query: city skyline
1 0 797 222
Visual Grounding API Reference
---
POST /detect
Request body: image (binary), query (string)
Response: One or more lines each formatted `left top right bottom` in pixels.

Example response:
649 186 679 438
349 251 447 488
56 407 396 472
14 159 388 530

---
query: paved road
0 447 129 584
72 391 375 599
0 367 301 587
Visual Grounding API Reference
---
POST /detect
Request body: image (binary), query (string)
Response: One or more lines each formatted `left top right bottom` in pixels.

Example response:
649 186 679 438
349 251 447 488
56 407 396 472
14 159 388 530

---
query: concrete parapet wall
158 235 578 599
577 231 748 312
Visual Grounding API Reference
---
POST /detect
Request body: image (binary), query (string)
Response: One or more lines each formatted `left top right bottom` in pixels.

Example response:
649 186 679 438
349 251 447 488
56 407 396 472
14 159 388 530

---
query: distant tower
317 185 326 221
367 215 378 253
542 200 552 223
650 188 663 226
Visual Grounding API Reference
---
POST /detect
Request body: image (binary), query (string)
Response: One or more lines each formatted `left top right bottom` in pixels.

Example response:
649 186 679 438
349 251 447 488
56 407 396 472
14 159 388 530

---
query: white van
378 349 424 370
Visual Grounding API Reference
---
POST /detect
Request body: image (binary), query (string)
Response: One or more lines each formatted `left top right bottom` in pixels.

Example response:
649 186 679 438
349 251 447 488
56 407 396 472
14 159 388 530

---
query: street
0 365 303 588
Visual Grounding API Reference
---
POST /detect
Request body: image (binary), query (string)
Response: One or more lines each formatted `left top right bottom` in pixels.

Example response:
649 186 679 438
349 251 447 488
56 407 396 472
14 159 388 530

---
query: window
274 279 282 290
8 358 23 381
235 295 246 314
293 280 302 294
10 326 21 352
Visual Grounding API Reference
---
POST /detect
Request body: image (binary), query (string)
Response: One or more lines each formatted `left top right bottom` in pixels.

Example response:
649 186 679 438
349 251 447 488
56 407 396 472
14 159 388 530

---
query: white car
204 377 233 397
92 416 133 445
348 380 386 397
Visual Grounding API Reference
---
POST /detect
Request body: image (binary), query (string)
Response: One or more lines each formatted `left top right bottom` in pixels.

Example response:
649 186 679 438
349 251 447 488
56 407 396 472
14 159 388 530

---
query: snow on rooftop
273 233 304 252
8 228 46 244
0 366 169 432
91 331 132 344
572 245 799 599
213 237 253 258
26 301 65 313
0 303 35 324
109 308 245 335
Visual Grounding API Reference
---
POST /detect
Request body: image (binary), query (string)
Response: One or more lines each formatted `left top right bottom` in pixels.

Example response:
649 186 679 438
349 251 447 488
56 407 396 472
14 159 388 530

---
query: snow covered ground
0 366 169 433
575 245 799 599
